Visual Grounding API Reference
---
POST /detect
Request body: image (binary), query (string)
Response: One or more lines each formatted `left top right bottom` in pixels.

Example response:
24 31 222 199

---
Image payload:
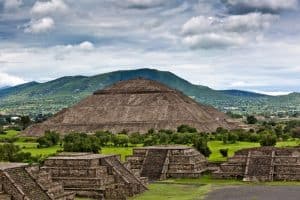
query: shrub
177 125 197 133
219 148 228 157
37 131 60 148
111 134 129 147
260 134 277 146
63 133 101 153
0 143 33 162
292 127 300 138
0 126 6 135
193 137 211 157
143 136 158 146
247 115 257 124
95 131 111 146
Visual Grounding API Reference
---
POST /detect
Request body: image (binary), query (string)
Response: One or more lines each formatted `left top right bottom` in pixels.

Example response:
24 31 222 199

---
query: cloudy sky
0 0 299 95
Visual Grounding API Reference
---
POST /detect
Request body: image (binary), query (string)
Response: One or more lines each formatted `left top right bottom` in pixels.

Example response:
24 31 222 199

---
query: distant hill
0 68 299 116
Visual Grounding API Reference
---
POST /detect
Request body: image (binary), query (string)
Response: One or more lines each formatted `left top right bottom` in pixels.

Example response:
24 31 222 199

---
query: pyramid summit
24 78 240 136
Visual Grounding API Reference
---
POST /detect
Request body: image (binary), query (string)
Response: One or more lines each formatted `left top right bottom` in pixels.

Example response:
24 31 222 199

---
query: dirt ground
205 185 300 200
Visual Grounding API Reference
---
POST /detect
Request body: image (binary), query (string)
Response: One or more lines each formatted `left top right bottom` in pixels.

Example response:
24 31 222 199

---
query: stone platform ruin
126 146 207 181
213 147 300 181
0 162 75 200
42 153 147 199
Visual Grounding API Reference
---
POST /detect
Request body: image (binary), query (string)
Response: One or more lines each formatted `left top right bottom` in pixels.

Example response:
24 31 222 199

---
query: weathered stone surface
213 147 300 182
43 153 147 200
126 145 208 181
0 162 75 200
24 79 240 136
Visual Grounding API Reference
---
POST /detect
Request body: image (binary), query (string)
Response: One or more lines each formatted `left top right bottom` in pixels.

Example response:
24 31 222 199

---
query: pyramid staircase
140 149 169 181
243 150 275 181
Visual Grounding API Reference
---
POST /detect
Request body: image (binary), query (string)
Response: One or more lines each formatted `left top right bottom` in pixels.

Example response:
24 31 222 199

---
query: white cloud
3 0 22 10
251 90 292 96
31 0 68 15
181 13 277 49
183 33 246 49
78 41 94 50
0 72 25 87
24 17 55 34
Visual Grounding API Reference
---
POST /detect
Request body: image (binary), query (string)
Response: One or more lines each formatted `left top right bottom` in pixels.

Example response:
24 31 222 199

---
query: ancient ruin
126 146 208 181
0 162 75 200
213 147 300 181
42 152 147 199
24 78 240 136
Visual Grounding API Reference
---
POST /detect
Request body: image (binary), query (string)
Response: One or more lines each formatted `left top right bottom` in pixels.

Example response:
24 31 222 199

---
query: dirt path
205 185 300 200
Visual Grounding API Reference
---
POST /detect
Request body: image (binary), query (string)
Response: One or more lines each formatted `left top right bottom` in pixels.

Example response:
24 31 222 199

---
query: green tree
260 134 277 146
63 133 101 153
193 137 211 157
95 131 111 146
177 125 197 133
247 115 257 124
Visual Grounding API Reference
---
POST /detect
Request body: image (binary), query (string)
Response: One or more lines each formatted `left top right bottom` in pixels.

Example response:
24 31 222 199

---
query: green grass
131 182 212 200
0 130 19 138
101 147 134 161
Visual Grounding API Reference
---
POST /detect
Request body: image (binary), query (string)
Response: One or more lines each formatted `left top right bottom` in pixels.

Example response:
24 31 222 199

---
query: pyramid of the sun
213 147 300 181
126 146 208 181
24 78 239 136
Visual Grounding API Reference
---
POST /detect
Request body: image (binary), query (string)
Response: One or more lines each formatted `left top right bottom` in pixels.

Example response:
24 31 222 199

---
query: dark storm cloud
222 0 299 14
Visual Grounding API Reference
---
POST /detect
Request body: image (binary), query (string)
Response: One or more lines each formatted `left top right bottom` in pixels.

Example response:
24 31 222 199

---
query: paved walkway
205 185 300 200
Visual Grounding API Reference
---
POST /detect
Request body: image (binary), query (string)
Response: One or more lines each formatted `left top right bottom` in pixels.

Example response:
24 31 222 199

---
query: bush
95 131 111 146
292 127 300 138
0 143 33 162
143 136 158 146
63 133 101 153
37 131 60 148
193 137 211 157
111 134 129 147
260 134 277 146
129 132 143 146
247 115 257 124
177 125 197 133
0 126 6 135
219 148 228 157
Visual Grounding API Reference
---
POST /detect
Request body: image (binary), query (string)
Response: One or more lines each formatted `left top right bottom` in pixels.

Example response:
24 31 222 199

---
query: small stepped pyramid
0 163 75 200
213 147 300 182
5 167 52 200
126 146 208 181
43 153 147 199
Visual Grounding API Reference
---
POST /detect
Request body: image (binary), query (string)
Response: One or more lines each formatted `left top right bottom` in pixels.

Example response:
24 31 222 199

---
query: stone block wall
43 153 147 200
213 147 300 181
126 146 208 180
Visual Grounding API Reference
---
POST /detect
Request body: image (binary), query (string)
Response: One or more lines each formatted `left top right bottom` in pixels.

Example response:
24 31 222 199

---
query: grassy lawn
0 130 19 138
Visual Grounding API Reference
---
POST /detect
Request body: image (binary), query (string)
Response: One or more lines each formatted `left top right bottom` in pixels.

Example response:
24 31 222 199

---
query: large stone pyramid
24 78 239 136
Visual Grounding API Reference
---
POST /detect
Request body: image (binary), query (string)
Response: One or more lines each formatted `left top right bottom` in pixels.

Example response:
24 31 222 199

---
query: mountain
0 68 299 116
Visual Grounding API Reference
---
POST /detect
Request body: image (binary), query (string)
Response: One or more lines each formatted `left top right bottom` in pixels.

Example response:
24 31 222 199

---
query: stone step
0 192 11 200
